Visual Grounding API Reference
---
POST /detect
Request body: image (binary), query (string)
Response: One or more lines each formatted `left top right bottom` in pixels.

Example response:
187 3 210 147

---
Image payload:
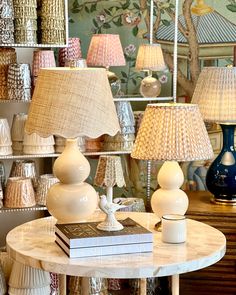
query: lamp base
46 138 98 224
210 197 236 206
206 124 236 205
140 76 161 98
151 161 189 221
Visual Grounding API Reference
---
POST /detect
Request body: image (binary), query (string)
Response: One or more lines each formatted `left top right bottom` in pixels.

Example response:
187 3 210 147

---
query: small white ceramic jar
162 214 186 244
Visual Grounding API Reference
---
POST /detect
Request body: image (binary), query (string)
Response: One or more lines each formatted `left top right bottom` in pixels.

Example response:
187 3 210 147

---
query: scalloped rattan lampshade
25 67 120 138
135 44 166 72
131 103 213 162
191 67 236 123
86 34 126 67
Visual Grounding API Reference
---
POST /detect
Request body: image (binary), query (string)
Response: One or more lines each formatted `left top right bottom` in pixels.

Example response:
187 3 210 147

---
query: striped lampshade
135 44 166 72
86 34 126 67
131 103 213 162
191 67 236 123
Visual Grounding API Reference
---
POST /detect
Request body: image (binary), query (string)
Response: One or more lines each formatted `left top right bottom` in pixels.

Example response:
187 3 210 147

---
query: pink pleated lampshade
86 34 126 68
58 37 82 67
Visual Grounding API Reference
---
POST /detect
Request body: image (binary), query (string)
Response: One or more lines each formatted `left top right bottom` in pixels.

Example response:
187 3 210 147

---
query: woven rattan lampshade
86 34 126 67
131 103 213 161
131 103 213 221
25 67 120 224
135 44 166 72
25 67 120 138
191 67 236 123
192 67 236 204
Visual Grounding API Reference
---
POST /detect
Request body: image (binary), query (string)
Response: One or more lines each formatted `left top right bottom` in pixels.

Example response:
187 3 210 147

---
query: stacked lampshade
13 0 38 44
55 136 85 153
0 0 14 44
11 113 28 154
39 0 65 44
8 261 51 294
0 118 12 155
104 101 135 151
0 48 17 99
7 63 31 101
58 37 82 67
23 132 55 154
32 50 56 87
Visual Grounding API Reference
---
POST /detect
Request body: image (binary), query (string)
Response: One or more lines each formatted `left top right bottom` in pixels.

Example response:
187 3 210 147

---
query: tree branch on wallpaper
70 0 235 97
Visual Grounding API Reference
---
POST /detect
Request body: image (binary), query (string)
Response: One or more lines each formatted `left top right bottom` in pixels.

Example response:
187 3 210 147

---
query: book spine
56 236 153 258
55 229 153 248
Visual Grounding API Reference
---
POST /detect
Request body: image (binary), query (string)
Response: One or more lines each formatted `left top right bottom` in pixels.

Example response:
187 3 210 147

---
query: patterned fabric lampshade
131 103 213 221
191 67 236 204
25 67 120 224
135 44 166 98
135 44 166 72
94 155 125 189
191 67 236 123
131 103 213 161
86 34 126 67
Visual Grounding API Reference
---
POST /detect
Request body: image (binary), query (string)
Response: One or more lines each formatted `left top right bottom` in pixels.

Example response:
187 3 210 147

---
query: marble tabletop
6 211 226 279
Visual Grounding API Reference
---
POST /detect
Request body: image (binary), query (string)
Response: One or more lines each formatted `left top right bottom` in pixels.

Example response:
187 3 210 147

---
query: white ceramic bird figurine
97 195 127 231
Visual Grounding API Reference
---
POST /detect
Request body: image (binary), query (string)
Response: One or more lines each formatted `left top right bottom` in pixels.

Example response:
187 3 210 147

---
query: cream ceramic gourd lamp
25 67 120 224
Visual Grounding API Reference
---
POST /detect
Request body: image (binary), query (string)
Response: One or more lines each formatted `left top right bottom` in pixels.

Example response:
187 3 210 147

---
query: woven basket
13 6 37 19
14 18 37 30
15 29 37 44
41 30 65 45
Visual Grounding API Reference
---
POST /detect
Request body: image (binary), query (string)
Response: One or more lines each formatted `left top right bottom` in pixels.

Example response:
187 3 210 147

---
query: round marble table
6 212 226 295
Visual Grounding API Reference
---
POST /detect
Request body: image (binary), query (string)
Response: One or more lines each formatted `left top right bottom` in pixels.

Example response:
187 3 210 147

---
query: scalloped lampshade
25 67 120 223
191 66 236 204
131 103 213 221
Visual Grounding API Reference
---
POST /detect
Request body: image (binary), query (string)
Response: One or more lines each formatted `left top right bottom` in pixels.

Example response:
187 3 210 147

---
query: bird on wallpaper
99 195 126 215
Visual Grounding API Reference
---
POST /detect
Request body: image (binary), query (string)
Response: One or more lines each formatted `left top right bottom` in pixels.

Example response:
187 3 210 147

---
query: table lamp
94 155 126 231
131 103 213 222
135 44 166 98
25 68 120 224
191 67 236 205
86 34 126 83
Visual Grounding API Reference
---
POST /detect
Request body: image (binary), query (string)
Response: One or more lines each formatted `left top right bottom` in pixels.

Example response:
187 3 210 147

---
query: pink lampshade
86 34 126 68
58 37 82 67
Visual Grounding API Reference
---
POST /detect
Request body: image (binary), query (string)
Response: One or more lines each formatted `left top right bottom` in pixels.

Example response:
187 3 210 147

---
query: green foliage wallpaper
67 0 236 200
68 0 236 97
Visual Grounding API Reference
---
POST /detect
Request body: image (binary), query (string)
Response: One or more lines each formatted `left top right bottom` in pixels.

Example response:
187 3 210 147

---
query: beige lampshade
131 103 213 161
135 44 166 72
25 67 120 138
94 155 125 187
191 67 236 123
86 34 126 67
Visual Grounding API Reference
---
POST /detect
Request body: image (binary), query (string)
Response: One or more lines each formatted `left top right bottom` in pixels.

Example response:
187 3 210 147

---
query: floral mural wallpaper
68 0 236 201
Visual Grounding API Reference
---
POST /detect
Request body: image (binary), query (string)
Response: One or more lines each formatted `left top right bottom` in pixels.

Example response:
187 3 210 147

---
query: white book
55 235 153 258
55 217 153 248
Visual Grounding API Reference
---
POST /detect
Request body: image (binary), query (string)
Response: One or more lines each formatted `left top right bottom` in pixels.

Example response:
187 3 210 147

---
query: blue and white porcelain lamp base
206 124 236 205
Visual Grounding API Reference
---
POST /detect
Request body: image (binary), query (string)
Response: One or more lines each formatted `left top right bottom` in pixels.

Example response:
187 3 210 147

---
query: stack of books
55 217 153 258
